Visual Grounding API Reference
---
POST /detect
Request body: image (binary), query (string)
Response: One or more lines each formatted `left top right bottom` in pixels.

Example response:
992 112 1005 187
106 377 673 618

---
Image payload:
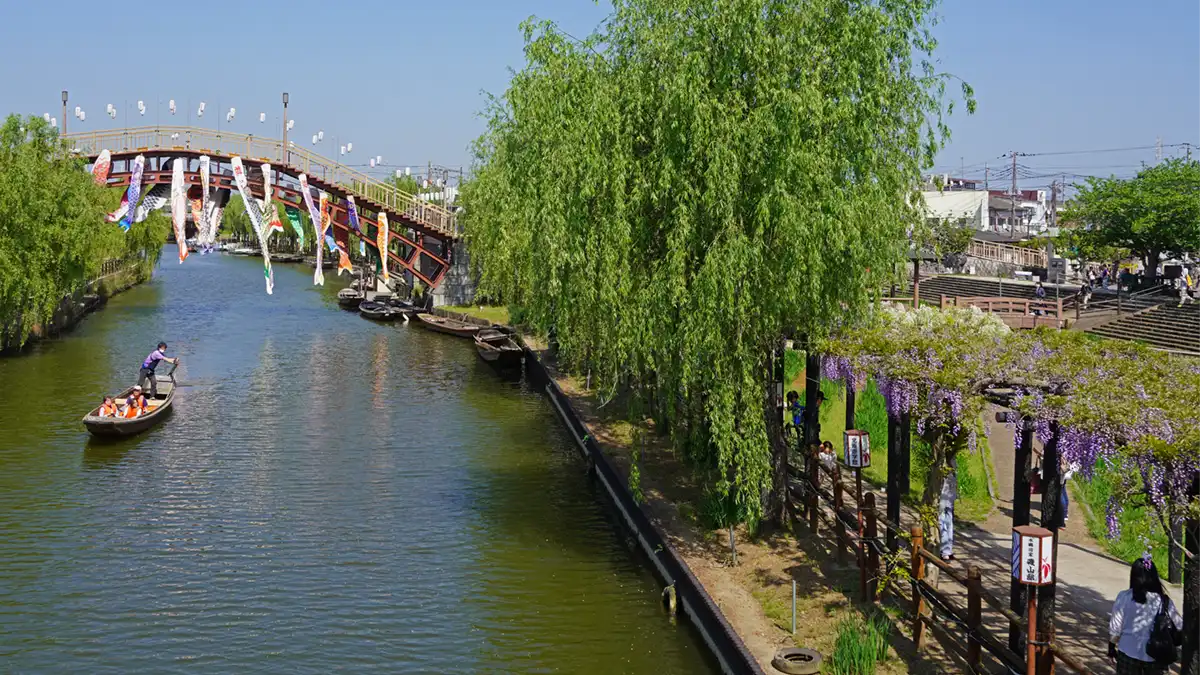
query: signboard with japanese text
843 430 870 468
1011 525 1054 586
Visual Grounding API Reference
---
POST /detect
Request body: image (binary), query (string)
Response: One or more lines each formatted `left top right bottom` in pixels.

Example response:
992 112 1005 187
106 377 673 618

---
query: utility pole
1010 151 1018 238
61 90 68 135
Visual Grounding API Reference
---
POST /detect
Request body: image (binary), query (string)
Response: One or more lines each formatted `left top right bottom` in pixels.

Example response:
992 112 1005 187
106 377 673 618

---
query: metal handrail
62 126 459 238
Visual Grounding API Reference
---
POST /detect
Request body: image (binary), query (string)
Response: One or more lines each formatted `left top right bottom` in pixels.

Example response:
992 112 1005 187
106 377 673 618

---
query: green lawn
442 305 511 325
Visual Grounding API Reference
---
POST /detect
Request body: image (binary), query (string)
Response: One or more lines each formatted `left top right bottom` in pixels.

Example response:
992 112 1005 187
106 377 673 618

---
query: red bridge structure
63 126 460 289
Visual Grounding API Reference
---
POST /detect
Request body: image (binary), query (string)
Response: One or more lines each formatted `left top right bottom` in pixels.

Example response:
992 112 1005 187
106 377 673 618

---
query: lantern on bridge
286 119 295 131
109 109 116 119
50 117 57 128
43 112 50 123
395 169 402 178
843 430 870 468
312 134 318 145
259 112 266 123
169 99 176 114
376 155 382 165
317 130 324 141
78 111 85 122
340 145 346 155
369 159 376 168
405 166 410 176
345 142 352 152
106 103 114 114
74 106 81 117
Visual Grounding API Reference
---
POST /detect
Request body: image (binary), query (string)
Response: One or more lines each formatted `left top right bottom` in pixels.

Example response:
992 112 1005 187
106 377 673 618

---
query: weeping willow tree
463 0 973 526
0 114 170 349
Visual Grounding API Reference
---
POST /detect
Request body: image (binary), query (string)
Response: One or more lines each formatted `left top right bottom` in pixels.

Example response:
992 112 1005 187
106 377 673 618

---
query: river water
0 249 711 673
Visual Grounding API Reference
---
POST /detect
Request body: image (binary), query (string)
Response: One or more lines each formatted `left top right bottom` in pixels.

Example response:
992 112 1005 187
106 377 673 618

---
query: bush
1075 458 1170 576
829 612 891 675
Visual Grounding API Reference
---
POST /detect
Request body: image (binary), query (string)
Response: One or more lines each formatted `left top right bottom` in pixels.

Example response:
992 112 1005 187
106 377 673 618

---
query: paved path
945 408 1183 671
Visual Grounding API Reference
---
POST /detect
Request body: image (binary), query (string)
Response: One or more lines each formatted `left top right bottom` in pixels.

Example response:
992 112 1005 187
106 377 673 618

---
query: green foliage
462 1 971 523
0 114 167 348
1061 159 1200 279
1075 458 1171 576
829 613 891 675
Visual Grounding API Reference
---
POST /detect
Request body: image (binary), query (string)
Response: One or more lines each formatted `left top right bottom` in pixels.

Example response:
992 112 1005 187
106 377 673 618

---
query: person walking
137 342 179 399
1109 558 1183 673
939 454 959 562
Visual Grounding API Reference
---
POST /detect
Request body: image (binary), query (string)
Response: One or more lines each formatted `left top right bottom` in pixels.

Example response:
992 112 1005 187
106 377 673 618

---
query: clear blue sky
1 0 1195 191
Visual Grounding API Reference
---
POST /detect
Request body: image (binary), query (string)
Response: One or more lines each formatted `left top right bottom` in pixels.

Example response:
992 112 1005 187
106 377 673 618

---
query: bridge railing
63 126 459 238
967 239 1047 268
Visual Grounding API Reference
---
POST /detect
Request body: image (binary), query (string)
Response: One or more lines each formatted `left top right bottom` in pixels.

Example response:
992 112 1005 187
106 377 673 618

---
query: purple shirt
142 349 166 370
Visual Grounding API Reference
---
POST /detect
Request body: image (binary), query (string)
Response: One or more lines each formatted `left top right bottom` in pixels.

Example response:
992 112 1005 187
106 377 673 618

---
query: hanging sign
843 430 871 468
1011 525 1054 585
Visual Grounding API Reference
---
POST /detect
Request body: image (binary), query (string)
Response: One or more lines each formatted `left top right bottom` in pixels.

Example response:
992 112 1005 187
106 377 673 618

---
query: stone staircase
1086 303 1200 354
915 275 1072 305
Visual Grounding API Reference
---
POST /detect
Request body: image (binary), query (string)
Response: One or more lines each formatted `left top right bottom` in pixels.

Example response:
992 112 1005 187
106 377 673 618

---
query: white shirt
1109 589 1182 662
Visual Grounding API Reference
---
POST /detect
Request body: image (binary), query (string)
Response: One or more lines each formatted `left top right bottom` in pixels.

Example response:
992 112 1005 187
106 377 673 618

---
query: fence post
865 493 879 602
834 465 846 564
911 525 926 650
807 451 819 534
968 565 982 670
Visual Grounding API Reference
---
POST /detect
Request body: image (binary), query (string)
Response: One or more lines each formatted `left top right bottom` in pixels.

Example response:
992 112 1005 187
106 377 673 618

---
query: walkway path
940 409 1183 671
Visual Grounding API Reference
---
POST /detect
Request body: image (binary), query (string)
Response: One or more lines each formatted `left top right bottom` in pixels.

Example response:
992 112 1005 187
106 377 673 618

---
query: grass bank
1074 459 1172 575
441 304 510 325
793 370 996 524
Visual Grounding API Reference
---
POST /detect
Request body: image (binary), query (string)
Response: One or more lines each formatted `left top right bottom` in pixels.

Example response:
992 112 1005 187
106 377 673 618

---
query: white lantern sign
1011 525 1054 585
843 430 870 468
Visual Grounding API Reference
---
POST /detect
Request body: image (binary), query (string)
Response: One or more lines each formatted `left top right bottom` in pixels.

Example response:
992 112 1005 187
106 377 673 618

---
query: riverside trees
0 114 169 349
463 0 972 525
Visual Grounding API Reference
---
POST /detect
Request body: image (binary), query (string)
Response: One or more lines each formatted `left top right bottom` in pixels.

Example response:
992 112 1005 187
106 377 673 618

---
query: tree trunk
1183 474 1199 675
1144 249 1161 285
766 376 789 528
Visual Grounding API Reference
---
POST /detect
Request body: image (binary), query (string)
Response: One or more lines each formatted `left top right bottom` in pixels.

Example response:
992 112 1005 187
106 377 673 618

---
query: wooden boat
82 366 177 437
359 300 400 322
414 313 481 338
475 331 524 368
337 288 364 310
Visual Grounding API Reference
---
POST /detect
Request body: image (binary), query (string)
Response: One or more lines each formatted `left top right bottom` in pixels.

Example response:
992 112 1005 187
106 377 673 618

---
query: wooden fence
786 449 1091 674
940 295 1066 329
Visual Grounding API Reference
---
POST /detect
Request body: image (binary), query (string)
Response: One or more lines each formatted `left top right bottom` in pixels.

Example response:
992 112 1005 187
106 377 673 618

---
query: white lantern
50 117 57 128
137 100 144 109
340 145 346 155
197 107 204 118
312 134 318 145
843 430 870 468
405 166 410 176
229 107 236 116
317 130 324 141
395 169 402 178
259 112 266 123
169 99 176 113
369 159 376 168
1011 526 1054 585
43 112 50 123
199 101 206 112
288 141 295 148
346 142 352 152
106 103 114 113
109 110 116 119
286 119 295 130
78 111 85 121
74 106 81 116
376 155 383 165
139 107 145 116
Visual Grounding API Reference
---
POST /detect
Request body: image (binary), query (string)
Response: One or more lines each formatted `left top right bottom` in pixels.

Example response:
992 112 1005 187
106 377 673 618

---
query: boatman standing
137 341 179 399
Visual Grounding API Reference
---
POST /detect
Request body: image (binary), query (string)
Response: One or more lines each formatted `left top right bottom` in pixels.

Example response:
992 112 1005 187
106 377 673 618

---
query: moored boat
337 288 364 310
474 330 524 368
359 301 400 322
414 313 481 338
82 366 177 438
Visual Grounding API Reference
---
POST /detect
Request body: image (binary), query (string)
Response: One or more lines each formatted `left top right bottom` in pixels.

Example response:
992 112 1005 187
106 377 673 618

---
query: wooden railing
941 295 1066 329
62 126 459 238
787 448 1091 673
968 240 1047 268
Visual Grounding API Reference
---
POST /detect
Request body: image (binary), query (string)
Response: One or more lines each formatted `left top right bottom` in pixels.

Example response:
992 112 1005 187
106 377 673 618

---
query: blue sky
0 0 1195 191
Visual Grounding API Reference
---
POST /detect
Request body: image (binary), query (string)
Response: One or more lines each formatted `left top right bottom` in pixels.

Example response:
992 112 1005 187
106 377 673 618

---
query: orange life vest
100 402 118 417
124 396 145 418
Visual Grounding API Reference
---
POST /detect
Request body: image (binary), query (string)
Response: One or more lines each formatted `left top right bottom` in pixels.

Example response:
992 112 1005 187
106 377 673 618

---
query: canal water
0 249 712 673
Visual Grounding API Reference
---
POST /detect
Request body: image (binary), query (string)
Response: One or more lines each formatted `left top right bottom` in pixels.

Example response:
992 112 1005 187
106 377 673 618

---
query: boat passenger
97 396 119 417
124 386 147 418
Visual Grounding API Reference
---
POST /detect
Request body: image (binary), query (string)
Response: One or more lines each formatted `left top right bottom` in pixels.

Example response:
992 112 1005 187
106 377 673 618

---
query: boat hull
82 379 176 438
414 313 481 338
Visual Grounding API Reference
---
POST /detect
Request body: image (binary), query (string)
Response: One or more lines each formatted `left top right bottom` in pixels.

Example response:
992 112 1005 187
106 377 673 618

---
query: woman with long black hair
1108 557 1182 673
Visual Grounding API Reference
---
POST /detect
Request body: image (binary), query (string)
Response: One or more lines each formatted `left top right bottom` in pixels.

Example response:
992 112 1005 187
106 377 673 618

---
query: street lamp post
61 90 68 135
282 92 289 166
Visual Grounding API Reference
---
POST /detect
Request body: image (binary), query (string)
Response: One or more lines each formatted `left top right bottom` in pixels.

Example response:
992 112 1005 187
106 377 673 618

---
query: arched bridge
63 126 460 288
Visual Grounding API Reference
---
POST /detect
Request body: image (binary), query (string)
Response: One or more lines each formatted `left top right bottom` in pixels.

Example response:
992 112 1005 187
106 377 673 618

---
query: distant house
921 175 1050 236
